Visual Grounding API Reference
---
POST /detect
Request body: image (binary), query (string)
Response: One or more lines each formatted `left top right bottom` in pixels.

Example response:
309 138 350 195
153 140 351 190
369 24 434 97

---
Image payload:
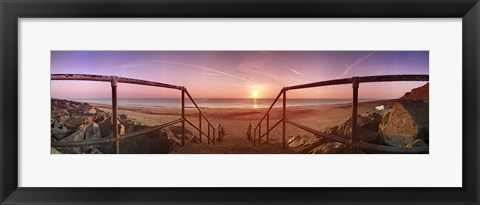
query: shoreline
55 98 390 110
82 99 394 110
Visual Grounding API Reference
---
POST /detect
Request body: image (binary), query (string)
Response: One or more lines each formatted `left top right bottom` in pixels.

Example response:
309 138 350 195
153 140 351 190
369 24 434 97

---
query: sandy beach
90 100 395 154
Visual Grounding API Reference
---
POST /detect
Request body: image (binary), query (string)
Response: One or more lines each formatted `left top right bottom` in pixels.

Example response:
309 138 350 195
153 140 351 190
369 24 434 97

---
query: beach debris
375 105 385 111
379 100 429 147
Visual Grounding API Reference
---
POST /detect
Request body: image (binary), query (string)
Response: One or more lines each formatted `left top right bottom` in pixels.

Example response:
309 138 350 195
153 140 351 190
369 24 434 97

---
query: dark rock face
400 83 429 101
379 100 429 147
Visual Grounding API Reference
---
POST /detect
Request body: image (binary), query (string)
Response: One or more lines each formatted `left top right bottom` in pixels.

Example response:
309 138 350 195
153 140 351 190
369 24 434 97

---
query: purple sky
51 51 428 99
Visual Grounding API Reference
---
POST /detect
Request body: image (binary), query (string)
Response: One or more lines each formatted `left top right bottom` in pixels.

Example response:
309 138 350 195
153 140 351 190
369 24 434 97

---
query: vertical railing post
258 124 261 146
282 88 286 149
218 124 222 144
199 113 202 144
111 76 120 154
266 113 270 144
253 127 256 146
181 87 185 146
212 126 216 145
351 77 359 146
207 124 211 144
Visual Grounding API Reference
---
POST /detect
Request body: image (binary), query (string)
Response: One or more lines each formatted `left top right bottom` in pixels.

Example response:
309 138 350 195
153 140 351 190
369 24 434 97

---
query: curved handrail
51 74 183 90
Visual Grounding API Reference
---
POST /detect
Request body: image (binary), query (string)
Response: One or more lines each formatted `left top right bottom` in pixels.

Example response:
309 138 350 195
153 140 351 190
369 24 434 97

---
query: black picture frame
1 0 479 204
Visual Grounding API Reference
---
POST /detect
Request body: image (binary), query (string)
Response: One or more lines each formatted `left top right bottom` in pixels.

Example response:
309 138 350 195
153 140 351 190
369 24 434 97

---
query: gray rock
51 125 75 140
98 120 113 138
52 107 70 120
63 116 86 130
51 147 62 154
85 122 102 140
95 109 108 122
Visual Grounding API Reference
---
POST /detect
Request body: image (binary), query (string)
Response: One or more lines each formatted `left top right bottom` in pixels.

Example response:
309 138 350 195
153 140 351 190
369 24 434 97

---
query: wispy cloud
201 72 222 76
263 52 306 77
287 67 304 76
146 60 260 83
117 63 148 69
336 52 376 79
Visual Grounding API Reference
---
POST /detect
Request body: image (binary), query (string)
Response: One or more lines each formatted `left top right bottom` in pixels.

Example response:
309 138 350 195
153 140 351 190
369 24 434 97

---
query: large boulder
379 100 429 147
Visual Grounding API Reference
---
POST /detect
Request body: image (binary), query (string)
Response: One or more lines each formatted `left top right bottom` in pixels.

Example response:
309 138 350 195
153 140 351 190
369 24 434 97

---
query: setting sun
252 90 258 98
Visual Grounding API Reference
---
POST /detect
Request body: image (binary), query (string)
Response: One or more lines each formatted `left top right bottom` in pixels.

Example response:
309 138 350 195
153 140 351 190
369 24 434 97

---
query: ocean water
69 98 382 109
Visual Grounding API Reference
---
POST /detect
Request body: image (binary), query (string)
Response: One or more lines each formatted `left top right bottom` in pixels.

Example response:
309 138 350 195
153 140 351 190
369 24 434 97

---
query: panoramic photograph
50 51 429 154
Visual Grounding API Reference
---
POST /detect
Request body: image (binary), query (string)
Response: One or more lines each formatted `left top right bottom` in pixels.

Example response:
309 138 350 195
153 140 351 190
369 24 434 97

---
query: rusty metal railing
249 74 429 154
50 74 224 154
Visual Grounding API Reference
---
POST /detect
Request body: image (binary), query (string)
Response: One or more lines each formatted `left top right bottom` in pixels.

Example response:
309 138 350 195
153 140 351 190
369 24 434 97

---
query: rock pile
50 99 194 154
